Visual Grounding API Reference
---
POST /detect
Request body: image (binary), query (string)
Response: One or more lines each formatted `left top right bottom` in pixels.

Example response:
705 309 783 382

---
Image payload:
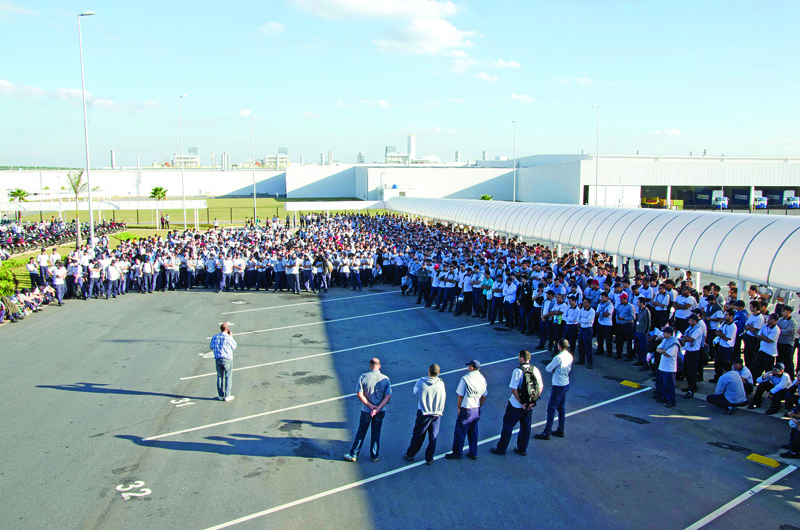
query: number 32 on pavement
116 481 151 500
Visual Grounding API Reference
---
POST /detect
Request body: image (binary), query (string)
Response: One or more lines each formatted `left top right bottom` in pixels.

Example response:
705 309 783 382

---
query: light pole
250 114 257 223
512 120 517 202
179 94 188 230
592 105 599 206
78 10 95 248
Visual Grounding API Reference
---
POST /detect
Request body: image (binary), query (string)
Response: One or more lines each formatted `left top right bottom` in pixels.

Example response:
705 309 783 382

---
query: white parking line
683 464 797 530
222 290 400 315
144 351 540 442
206 307 424 339
184 322 491 380
201 386 651 530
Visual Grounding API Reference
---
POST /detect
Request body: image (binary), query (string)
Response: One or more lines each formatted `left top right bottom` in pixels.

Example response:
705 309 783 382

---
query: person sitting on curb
748 363 792 414
706 360 748 414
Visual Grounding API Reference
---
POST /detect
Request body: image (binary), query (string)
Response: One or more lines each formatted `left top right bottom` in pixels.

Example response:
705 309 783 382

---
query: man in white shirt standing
51 261 67 306
535 339 573 440
754 313 781 380
654 327 680 408
491 350 544 456
446 360 487 460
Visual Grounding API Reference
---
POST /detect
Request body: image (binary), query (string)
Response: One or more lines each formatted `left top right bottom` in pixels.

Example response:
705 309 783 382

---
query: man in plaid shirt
210 323 237 401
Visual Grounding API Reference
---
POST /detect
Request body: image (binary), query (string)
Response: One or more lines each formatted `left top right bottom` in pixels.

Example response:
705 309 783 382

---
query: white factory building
2 154 799 208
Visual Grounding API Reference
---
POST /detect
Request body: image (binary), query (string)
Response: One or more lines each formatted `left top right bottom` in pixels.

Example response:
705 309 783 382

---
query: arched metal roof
386 197 800 292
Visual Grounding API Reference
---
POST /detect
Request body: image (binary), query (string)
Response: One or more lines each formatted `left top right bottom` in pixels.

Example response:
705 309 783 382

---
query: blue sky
1 0 799 167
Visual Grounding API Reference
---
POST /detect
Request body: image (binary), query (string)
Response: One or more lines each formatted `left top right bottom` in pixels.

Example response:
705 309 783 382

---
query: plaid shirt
210 332 237 360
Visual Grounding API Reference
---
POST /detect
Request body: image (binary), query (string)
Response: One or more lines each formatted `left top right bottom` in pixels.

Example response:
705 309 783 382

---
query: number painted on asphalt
116 481 152 500
170 398 196 407
199 351 214 359
231 301 246 304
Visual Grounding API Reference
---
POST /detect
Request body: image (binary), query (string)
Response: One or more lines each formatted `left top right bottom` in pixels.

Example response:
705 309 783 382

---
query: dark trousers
656 370 676 405
597 324 614 355
405 410 441 462
552 323 565 349
616 323 634 357
714 346 734 378
451 407 480 457
564 324 579 351
579 327 594 364
537 320 552 348
684 350 700 392
530 307 541 334
457 291 473 316
743 335 758 370
706 393 745 410
495 402 532 453
752 351 776 381
544 384 569 434
519 305 532 332
417 280 431 304
489 297 504 324
752 382 781 408
778 343 796 380
674 318 689 334
634 331 648 363
503 301 515 326
349 410 385 459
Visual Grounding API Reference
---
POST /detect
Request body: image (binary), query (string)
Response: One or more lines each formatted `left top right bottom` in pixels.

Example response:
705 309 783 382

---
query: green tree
480 194 493 200
66 171 87 249
149 186 168 200
8 188 28 221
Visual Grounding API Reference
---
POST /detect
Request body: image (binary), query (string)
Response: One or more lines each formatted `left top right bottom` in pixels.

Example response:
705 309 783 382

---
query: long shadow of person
37 382 216 401
116 433 345 460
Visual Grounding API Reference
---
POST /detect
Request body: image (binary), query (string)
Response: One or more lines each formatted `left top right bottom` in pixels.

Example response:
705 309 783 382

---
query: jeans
579 327 594 364
495 402 532 453
656 370 676 405
564 324 579 351
215 358 233 399
597 324 614 355
405 410 441 462
451 407 481 456
544 384 569 434
349 410 385 459
634 331 648 363
537 320 552 348
489 297 504 323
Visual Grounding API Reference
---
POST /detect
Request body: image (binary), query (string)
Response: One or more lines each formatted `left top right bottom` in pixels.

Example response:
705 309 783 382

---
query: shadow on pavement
36 382 217 401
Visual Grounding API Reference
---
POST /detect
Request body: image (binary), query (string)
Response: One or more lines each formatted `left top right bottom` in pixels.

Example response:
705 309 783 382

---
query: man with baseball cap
445 360 487 460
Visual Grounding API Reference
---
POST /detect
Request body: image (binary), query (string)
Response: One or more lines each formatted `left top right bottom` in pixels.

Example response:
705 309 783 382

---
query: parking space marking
205 307 424 339
183 322 491 380
145 351 539 442
201 386 651 530
222 291 400 315
683 465 797 530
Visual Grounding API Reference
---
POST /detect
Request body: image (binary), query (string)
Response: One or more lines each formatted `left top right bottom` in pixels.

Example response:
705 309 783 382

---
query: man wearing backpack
491 350 544 456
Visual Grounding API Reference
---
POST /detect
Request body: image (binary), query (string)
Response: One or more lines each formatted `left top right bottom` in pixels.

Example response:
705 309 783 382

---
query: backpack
518 365 541 406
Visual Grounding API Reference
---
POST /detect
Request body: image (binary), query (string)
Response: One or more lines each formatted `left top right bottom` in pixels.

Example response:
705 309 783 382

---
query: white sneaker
224 395 235 402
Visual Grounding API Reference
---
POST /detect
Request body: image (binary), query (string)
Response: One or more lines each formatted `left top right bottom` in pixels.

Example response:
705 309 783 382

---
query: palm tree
66 171 87 248
480 194 494 200
150 187 168 228
8 188 28 221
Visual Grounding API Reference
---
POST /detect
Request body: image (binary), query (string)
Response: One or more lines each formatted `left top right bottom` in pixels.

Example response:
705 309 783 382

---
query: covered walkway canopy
385 197 800 292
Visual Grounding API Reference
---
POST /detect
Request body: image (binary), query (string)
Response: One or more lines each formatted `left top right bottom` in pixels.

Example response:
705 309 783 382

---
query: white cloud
447 128 457 134
53 87 86 101
577 77 593 85
489 59 520 69
356 99 393 107
0 1 39 16
374 18 475 55
292 0 458 21
510 93 533 103
336 100 348 108
649 128 682 137
301 110 318 118
0 78 46 98
92 98 115 108
258 21 285 33
377 99 393 107
143 100 161 107
444 49 469 58
475 71 499 82
447 97 464 103
239 108 252 117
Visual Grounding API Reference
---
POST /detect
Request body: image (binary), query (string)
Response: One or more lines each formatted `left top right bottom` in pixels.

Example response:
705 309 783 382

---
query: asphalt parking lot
1 285 797 529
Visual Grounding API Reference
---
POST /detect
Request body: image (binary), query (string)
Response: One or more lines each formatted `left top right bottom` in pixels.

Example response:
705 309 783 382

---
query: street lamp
179 94 188 230
512 120 517 202
592 105 599 206
78 10 95 248
250 114 257 223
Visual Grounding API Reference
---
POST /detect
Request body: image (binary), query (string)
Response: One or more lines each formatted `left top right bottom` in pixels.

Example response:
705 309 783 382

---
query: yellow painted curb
620 380 642 389
747 453 780 468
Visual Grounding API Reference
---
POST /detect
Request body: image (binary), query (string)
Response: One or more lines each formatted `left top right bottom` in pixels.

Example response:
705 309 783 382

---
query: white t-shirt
508 365 544 408
674 295 697 319
658 339 680 372
455 371 488 409
758 324 780 357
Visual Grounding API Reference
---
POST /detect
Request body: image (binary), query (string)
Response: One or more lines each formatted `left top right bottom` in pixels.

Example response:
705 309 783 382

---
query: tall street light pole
592 105 600 206
78 10 95 248
179 94 188 230
512 120 517 202
251 114 257 223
